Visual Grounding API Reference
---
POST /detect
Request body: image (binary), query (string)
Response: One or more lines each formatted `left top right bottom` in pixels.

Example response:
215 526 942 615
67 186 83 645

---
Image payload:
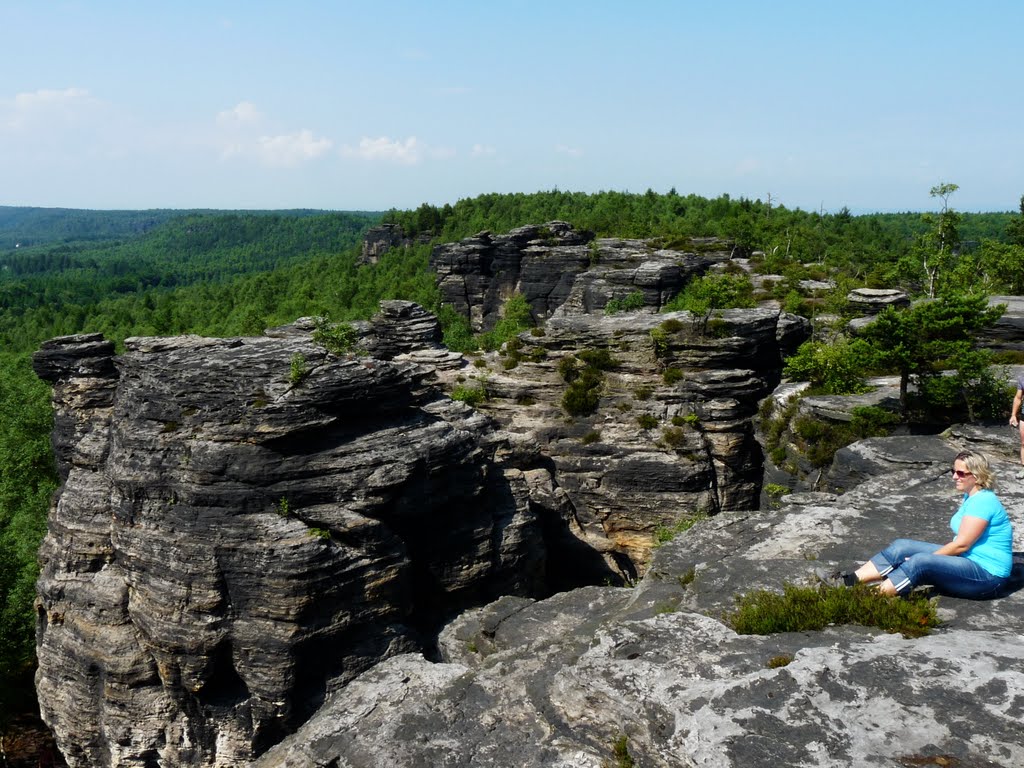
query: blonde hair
954 450 994 489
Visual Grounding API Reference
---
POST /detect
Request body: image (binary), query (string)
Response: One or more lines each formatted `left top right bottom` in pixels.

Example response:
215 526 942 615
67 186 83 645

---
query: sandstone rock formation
32 320 550 768
846 287 910 315
255 426 1024 768
430 222 715 330
441 307 798 574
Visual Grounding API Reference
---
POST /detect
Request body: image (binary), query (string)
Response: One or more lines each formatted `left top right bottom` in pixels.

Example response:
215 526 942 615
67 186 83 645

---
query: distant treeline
383 189 1020 288
0 206 373 250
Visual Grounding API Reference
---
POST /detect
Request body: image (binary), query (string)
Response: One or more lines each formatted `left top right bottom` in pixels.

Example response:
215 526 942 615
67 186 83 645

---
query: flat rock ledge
257 427 1024 768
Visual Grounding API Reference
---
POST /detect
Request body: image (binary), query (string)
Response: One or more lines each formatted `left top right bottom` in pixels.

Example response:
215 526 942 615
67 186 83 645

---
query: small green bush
649 327 669 358
660 318 684 333
633 385 653 401
478 293 534 351
654 513 706 544
662 367 684 385
289 353 309 384
581 430 601 445
662 273 756 314
783 337 877 395
563 376 602 416
577 348 619 370
766 654 794 669
605 290 646 315
725 583 939 638
794 406 899 468
609 735 635 768
313 317 360 356
452 384 487 406
558 355 580 383
661 426 686 447
637 413 658 430
276 497 290 517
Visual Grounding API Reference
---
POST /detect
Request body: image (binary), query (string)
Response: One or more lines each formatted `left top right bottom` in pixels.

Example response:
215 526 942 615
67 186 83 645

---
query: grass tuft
725 583 940 638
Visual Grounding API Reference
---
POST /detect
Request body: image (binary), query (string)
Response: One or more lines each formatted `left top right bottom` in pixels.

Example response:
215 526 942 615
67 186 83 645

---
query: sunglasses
951 469 973 478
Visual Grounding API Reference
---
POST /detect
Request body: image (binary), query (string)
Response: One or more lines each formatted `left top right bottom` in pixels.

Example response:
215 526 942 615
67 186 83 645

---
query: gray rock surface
430 223 714 330
32 320 550 767
980 295 1024 352
440 307 797 574
846 288 910 315
256 427 1024 768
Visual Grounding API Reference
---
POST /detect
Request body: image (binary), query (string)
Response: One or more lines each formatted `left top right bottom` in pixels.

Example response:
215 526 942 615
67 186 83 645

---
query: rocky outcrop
32 322 550 767
979 295 1024 352
846 287 910 315
439 307 795 573
255 426 1024 768
358 223 429 265
430 222 713 331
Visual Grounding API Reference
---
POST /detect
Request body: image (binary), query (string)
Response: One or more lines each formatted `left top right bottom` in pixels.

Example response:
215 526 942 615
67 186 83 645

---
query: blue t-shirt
950 489 1014 578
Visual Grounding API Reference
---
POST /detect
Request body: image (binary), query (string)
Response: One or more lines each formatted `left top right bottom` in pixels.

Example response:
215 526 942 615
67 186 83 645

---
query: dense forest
2 188 1024 743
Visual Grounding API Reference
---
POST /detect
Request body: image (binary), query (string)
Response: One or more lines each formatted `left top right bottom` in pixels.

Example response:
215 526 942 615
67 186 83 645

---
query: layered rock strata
256 427 1024 768
438 307 800 573
32 322 548 767
430 222 715 330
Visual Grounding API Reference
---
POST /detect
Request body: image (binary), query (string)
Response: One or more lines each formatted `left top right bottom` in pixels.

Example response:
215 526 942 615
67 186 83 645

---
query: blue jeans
870 538 1007 599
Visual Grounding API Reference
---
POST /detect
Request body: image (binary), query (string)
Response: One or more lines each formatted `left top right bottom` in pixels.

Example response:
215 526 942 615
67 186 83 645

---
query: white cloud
555 144 584 158
342 136 423 165
217 101 262 125
471 143 497 157
3 87 99 130
255 130 333 167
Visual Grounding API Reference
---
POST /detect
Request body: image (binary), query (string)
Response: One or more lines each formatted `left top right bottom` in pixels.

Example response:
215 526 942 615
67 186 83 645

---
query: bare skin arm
1011 388 1022 426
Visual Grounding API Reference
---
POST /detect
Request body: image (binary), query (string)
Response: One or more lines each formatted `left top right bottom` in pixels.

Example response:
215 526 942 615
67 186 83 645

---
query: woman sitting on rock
821 450 1014 599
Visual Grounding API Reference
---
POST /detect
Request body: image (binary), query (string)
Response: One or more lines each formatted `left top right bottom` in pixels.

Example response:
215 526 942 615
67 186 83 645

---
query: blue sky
1 1 1021 213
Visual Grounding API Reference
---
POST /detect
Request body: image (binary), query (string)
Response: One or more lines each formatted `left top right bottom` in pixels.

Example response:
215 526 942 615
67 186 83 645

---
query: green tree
921 183 961 298
1006 194 1024 247
860 293 1004 415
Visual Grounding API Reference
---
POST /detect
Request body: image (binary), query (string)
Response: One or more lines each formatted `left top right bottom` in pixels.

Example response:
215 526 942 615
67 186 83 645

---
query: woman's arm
933 515 989 556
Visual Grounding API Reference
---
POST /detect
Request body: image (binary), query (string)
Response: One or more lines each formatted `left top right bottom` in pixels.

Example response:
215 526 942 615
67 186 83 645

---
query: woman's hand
933 515 989 556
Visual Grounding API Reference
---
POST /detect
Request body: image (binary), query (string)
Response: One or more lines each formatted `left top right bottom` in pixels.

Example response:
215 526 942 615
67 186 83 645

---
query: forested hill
0 210 385 349
0 206 371 250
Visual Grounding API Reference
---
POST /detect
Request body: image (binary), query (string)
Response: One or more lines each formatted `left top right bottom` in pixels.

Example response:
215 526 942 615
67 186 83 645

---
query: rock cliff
256 427 1024 768
32 318 549 767
430 222 719 330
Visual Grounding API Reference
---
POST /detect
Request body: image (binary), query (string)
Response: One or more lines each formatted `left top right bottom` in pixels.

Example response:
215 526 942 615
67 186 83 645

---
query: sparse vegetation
654 513 707 544
289 353 309 384
313 317 360 356
766 654 794 668
605 290 645 315
452 383 487 406
637 414 658 430
677 566 697 587
725 583 940 638
606 735 635 768
662 367 684 385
